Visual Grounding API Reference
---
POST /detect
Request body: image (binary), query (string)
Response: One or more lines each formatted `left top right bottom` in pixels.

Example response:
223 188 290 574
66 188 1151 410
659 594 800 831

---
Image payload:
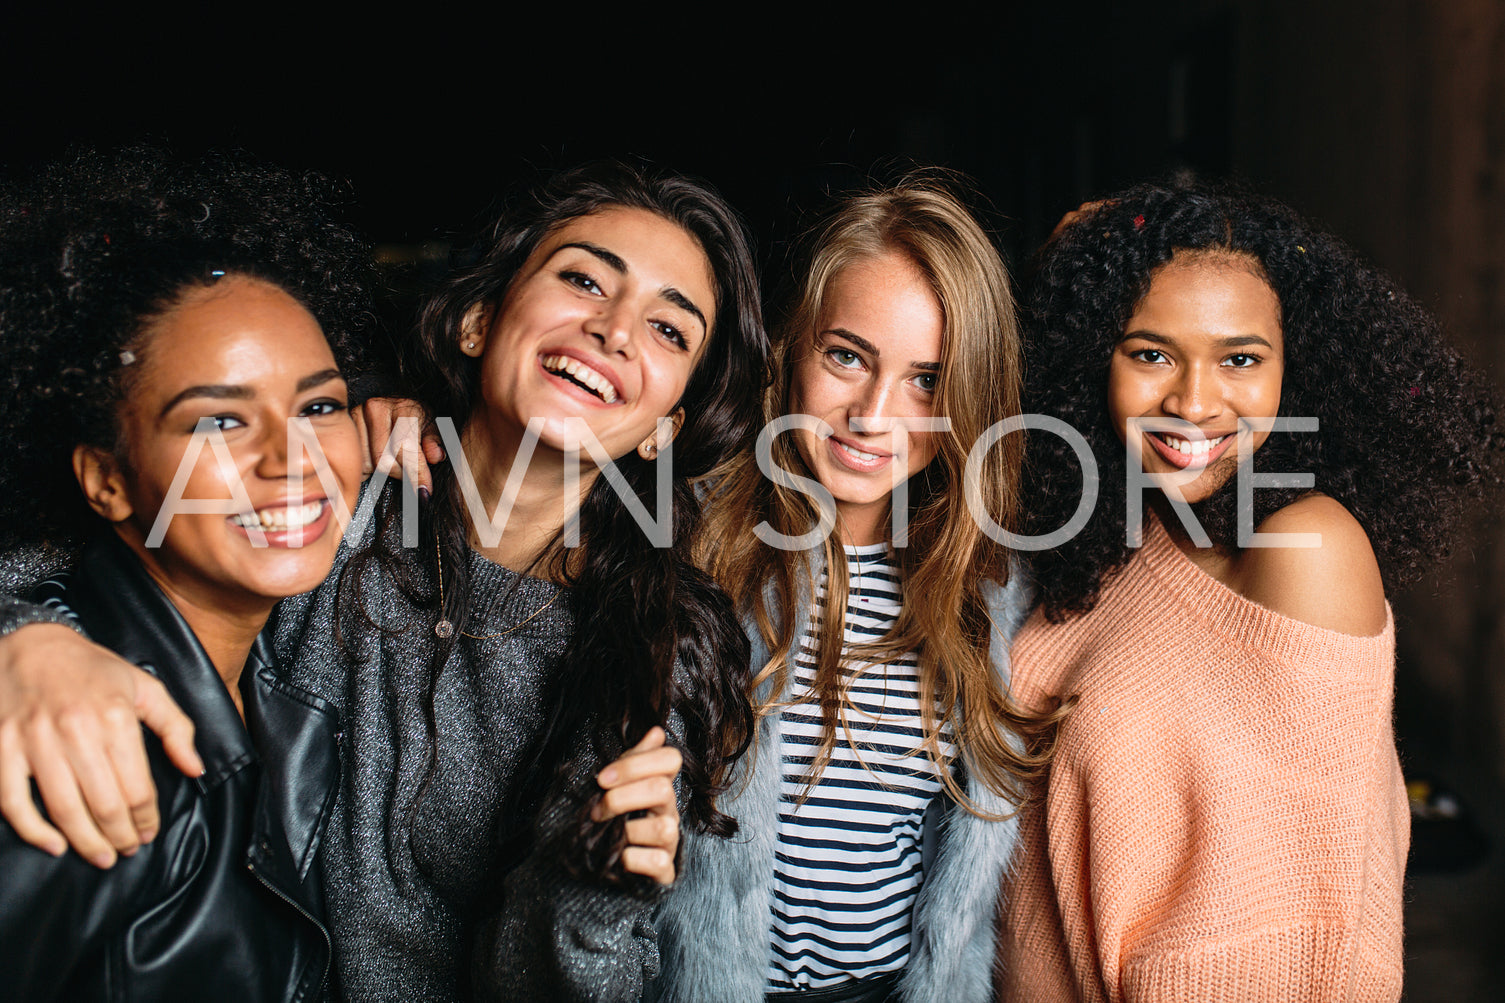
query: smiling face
463 206 716 464
96 274 363 616
789 250 945 545
1108 253 1285 503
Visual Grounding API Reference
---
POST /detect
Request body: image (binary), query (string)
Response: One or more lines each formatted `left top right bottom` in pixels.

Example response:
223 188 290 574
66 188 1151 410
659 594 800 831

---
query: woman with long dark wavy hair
996 184 1500 1001
0 160 767 1001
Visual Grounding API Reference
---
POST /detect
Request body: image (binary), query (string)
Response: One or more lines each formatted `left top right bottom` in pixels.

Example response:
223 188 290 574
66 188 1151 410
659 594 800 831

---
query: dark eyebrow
557 241 708 335
558 241 627 274
660 287 708 335
159 369 345 419
1121 330 1276 351
822 328 939 370
159 384 253 418
298 368 345 392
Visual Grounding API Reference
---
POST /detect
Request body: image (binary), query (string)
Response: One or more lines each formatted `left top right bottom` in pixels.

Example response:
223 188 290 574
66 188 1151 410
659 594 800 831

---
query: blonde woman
649 176 1064 1003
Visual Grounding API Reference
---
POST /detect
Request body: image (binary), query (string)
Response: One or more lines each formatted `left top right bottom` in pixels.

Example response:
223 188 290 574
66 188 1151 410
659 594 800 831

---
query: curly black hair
0 146 376 552
1021 181 1503 620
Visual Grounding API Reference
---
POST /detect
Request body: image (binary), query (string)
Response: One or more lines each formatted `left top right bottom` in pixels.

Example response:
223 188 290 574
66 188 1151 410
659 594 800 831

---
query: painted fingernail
418 486 431 503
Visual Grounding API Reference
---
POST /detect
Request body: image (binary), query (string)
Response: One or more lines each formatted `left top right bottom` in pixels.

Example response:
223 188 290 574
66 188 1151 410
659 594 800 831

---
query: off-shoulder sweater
997 516 1407 1003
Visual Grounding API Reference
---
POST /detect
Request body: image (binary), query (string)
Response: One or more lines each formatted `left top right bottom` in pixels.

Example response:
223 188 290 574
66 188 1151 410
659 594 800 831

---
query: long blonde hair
704 172 1067 814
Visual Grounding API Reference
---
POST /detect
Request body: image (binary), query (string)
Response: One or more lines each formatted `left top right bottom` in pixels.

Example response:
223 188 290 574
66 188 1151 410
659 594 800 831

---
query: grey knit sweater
1 487 663 1002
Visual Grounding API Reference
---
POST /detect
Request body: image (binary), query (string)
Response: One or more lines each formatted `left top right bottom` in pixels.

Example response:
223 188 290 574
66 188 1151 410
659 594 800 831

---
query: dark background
5 2 1503 995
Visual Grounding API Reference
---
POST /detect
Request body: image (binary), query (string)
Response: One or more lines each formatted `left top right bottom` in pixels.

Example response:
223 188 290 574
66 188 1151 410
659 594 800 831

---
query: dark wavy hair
0 146 375 553
1022 181 1502 620
347 160 766 894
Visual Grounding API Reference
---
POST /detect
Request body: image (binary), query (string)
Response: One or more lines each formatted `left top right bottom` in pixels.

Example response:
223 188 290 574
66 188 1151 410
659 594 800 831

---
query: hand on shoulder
1233 494 1388 637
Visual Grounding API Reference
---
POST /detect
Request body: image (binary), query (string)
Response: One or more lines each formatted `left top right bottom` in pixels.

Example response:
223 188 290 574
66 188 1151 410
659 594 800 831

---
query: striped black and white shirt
765 543 954 991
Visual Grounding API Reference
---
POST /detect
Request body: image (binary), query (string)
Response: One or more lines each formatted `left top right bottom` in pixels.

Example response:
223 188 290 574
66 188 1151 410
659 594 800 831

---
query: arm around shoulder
0 620 199 864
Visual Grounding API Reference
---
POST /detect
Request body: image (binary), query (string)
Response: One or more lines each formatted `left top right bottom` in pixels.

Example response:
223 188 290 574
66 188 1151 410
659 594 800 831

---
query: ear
72 445 135 523
636 408 686 461
459 303 492 357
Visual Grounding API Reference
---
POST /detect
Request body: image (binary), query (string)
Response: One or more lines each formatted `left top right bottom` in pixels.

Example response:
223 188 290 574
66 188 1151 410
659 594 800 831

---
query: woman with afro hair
0 147 373 1000
995 183 1500 1001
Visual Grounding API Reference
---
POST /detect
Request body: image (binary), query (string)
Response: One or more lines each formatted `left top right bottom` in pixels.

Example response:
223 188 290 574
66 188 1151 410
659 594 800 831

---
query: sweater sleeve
470 758 668 1003
1 545 82 638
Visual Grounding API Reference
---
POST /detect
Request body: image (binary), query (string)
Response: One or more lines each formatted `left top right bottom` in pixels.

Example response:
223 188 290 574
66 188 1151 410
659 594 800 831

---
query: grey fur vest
647 560 1033 1003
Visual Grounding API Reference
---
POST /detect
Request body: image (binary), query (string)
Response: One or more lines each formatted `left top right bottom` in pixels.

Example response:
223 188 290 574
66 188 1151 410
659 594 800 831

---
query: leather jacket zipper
247 859 332 999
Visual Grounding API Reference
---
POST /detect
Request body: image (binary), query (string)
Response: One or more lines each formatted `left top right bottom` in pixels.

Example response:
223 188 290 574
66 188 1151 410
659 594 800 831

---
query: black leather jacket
0 533 342 1002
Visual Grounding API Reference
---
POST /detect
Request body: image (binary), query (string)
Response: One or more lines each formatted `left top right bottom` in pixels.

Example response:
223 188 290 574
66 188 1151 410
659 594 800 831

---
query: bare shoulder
1233 495 1388 636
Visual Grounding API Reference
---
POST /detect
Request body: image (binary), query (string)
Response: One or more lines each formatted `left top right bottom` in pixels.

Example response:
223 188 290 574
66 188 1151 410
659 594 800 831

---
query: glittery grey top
1 486 665 1002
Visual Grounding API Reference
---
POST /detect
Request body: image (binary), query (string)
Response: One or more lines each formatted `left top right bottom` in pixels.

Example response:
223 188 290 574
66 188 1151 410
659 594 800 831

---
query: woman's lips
227 498 334 547
1146 430 1234 470
827 435 893 473
539 352 622 405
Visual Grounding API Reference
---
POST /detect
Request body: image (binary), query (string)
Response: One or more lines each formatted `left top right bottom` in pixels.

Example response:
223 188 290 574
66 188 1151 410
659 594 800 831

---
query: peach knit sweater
997 517 1407 1002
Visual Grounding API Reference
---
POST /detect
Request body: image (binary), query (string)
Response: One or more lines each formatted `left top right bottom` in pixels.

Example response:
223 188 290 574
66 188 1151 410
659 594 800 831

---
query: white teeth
542 354 618 403
231 500 324 530
1161 433 1229 456
837 441 882 463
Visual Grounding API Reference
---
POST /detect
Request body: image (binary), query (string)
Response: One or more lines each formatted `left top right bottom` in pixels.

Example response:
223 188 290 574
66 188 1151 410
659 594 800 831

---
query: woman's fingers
624 813 679 852
19 716 116 866
620 845 676 885
593 773 677 822
0 717 67 857
56 695 147 859
590 725 682 884
0 624 196 863
594 726 679 789
591 726 682 883
134 674 201 782
357 397 440 495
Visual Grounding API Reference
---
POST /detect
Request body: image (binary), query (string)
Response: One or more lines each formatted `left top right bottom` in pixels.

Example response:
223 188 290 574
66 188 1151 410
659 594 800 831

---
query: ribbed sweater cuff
1122 923 1401 1003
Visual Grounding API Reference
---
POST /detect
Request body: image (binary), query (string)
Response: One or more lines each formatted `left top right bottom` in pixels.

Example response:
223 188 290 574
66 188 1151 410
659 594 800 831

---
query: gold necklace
432 537 560 640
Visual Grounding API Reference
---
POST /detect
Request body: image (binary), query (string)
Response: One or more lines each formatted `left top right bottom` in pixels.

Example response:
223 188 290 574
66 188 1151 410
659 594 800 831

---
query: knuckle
93 801 129 828
56 706 102 740
99 702 138 732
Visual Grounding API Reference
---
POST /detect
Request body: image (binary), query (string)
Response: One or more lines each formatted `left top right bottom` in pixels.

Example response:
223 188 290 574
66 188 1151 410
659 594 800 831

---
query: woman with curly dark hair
0 148 371 1001
0 159 767 1000
995 184 1500 1001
